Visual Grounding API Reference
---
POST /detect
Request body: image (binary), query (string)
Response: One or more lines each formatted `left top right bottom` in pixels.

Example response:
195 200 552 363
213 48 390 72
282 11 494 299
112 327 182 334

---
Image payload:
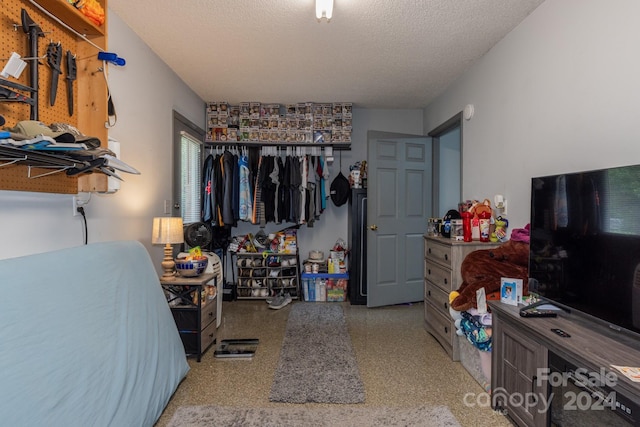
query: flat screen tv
529 163 640 337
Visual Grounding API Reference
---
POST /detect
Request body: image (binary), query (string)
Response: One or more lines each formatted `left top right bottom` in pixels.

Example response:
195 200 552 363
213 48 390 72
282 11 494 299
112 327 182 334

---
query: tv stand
489 301 640 427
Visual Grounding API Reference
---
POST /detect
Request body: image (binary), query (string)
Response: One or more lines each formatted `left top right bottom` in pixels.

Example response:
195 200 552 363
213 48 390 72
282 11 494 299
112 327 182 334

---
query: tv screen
529 164 640 335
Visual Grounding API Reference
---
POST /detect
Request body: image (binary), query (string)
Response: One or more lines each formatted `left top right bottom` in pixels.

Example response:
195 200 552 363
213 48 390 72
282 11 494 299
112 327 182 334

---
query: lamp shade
151 217 185 245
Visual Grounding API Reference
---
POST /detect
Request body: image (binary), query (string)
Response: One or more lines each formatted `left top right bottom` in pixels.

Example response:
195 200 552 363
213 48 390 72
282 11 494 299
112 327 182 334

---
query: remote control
519 308 558 318
551 328 571 338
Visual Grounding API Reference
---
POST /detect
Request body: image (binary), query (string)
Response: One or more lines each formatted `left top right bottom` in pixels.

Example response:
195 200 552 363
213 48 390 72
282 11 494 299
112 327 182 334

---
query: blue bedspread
0 241 189 427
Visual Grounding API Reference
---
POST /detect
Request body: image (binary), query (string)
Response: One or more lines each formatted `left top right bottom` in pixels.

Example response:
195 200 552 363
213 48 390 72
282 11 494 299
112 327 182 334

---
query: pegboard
1 0 80 128
0 163 77 193
0 0 107 193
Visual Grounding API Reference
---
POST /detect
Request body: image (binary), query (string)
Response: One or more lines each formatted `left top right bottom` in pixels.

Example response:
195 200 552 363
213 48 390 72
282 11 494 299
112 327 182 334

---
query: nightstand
160 273 217 362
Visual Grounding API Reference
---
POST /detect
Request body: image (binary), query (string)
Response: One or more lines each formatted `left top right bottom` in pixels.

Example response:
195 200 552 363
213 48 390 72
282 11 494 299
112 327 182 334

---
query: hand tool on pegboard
0 77 36 106
20 9 45 120
46 42 62 106
65 51 76 116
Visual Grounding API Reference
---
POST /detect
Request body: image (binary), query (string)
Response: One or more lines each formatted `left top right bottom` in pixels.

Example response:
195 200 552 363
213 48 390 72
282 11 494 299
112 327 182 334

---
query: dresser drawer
180 319 217 355
200 319 217 353
424 260 454 293
171 301 216 331
425 280 450 314
424 239 452 269
200 299 217 330
425 301 455 355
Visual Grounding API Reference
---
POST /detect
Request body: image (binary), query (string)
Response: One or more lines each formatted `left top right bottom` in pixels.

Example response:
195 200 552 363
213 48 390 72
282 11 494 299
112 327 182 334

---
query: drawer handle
444 326 448 334
428 248 432 254
444 302 448 310
207 311 214 318
531 376 538 404
444 254 448 261
444 278 448 285
208 332 215 339
428 290 431 296
427 269 431 275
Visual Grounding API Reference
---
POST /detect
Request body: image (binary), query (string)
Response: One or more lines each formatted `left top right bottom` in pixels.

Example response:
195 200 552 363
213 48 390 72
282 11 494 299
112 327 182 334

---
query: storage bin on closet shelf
300 272 349 302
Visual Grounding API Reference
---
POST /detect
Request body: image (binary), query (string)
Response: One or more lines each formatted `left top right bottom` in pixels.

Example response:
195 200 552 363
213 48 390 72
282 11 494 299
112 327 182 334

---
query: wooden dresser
423 235 498 360
490 301 640 427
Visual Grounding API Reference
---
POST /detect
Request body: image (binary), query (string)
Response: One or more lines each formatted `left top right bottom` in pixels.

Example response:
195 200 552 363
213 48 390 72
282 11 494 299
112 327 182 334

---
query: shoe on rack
269 293 292 310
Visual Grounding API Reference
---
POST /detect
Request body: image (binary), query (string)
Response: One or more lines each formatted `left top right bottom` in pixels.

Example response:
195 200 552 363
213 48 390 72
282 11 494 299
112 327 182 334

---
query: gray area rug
269 303 365 403
167 405 462 427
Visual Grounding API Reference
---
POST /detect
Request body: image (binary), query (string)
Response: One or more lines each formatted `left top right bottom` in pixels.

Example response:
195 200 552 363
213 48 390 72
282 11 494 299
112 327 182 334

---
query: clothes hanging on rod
202 144 331 228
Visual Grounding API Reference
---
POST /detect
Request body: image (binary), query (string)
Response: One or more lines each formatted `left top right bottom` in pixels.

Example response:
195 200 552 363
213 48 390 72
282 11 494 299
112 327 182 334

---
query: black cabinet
348 188 367 305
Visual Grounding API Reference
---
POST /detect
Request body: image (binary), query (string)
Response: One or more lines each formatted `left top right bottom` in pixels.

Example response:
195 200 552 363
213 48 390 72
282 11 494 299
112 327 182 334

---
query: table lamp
151 217 184 281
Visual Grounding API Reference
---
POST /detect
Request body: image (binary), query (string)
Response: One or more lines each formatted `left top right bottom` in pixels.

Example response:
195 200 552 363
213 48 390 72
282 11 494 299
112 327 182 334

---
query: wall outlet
72 196 80 216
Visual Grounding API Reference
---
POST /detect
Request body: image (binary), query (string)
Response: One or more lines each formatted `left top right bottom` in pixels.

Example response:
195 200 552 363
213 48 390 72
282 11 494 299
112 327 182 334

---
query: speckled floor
155 300 513 427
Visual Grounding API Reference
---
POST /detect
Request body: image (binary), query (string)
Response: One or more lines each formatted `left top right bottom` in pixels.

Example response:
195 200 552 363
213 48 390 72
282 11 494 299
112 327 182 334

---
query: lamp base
160 243 177 281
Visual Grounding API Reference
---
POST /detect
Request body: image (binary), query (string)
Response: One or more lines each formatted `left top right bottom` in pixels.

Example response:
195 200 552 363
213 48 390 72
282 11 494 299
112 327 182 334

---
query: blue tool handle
97 51 117 61
97 52 126 66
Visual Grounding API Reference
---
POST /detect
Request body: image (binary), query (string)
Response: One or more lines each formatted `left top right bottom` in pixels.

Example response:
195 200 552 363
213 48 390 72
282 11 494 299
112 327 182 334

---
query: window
173 111 205 225
179 131 202 223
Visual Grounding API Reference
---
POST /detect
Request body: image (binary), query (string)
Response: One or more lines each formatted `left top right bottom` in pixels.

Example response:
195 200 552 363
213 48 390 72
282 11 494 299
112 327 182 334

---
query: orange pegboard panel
0 164 78 193
1 0 79 127
1 0 81 194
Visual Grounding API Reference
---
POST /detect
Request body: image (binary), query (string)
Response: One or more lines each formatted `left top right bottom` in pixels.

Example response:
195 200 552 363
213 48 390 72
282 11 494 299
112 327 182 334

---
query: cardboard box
326 278 348 302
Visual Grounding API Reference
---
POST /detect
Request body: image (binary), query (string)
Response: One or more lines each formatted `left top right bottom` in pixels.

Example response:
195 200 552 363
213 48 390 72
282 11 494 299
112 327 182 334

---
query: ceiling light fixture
316 0 333 22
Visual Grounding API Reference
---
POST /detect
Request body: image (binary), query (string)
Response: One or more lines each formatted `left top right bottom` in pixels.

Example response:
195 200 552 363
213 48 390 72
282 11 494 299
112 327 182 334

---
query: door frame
428 112 463 217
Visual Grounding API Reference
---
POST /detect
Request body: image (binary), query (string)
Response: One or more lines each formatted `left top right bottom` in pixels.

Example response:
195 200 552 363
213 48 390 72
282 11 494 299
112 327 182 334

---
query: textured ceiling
109 0 545 109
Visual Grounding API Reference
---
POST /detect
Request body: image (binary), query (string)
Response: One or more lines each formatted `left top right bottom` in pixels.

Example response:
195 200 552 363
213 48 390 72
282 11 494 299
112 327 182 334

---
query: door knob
369 224 378 231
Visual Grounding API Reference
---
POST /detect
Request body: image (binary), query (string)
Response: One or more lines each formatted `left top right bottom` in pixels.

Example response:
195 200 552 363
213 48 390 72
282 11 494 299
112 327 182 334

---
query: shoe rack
235 252 300 300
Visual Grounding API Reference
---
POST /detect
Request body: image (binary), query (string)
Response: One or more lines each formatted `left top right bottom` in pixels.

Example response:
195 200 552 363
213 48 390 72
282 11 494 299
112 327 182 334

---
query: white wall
0 12 204 267
438 126 461 217
424 0 640 229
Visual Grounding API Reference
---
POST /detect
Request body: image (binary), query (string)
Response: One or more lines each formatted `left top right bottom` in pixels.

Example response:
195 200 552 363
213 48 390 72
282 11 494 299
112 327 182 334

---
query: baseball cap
6 120 75 142
4 121 101 149
330 171 351 207
49 122 101 149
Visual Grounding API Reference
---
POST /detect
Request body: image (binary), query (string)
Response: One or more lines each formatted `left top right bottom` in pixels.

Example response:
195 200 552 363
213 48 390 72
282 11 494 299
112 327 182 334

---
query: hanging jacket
277 156 287 223
222 151 235 226
238 155 252 221
214 154 224 226
232 152 240 222
270 157 281 223
202 154 215 223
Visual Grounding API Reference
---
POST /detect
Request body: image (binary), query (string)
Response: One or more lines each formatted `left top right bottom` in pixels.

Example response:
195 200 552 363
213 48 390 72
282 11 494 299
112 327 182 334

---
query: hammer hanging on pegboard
21 9 44 120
